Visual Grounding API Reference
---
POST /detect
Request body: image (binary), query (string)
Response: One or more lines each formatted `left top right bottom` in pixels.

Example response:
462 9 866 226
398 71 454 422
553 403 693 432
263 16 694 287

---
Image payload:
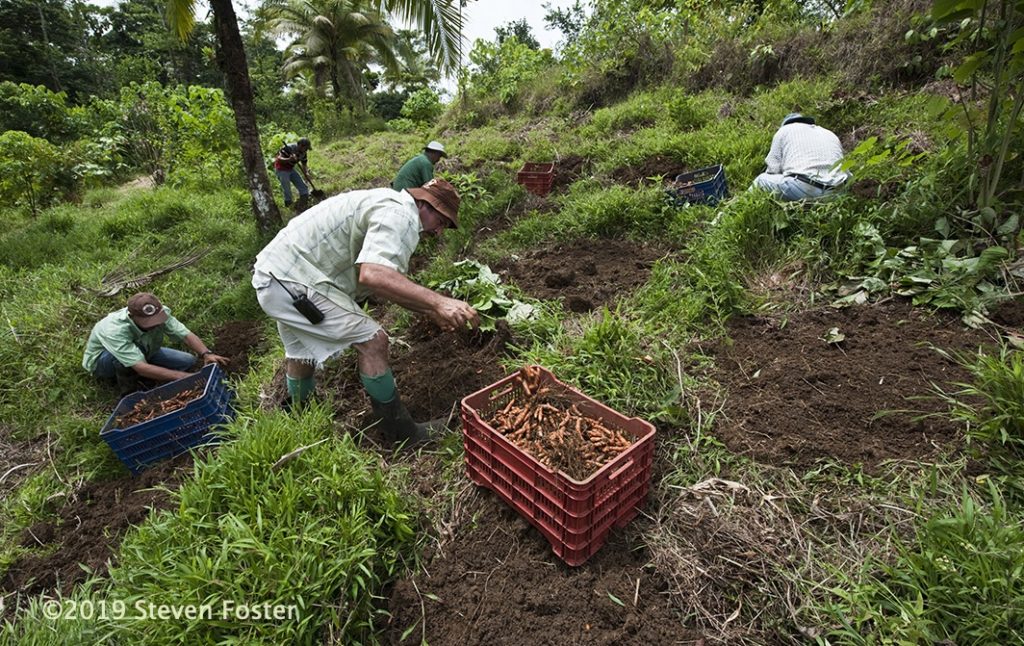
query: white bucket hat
424 141 447 157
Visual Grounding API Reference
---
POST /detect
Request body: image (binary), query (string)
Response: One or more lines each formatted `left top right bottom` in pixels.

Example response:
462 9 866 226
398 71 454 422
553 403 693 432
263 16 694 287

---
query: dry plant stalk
115 385 204 429
483 366 633 480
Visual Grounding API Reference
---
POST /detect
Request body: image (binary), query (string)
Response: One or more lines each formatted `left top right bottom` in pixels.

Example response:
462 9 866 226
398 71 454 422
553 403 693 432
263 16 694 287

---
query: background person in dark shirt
273 137 313 210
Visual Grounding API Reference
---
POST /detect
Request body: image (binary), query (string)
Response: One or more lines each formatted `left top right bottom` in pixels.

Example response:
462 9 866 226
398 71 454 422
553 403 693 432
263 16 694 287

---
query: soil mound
392 322 514 420
610 155 682 186
494 239 665 313
990 298 1024 329
211 320 265 375
712 301 991 469
384 496 695 646
1 454 193 606
550 155 589 192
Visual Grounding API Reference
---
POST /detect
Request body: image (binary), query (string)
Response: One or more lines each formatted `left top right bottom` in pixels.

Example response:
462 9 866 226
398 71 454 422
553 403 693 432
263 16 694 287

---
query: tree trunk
209 0 281 233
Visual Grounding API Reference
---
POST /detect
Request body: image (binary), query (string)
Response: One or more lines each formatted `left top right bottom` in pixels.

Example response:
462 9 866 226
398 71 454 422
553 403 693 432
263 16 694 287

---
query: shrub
399 88 443 124
0 130 75 215
0 82 83 142
467 37 554 107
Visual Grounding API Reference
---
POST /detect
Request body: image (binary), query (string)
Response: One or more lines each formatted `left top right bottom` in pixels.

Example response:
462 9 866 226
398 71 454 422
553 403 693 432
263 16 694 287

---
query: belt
787 174 842 191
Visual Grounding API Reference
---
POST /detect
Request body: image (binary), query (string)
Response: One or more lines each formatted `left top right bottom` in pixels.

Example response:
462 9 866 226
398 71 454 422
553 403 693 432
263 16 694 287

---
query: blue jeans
93 348 196 380
751 173 830 201
275 169 309 205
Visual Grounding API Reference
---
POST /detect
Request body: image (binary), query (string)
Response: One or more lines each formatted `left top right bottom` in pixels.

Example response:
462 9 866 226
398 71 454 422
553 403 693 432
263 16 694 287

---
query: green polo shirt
391 153 434 191
82 307 191 373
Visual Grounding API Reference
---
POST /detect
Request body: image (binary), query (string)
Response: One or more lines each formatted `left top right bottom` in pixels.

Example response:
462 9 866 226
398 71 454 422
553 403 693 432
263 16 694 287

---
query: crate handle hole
608 458 635 480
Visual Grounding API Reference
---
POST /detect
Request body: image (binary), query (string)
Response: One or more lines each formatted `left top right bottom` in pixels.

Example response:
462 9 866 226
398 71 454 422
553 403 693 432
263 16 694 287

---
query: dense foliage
0 0 1022 643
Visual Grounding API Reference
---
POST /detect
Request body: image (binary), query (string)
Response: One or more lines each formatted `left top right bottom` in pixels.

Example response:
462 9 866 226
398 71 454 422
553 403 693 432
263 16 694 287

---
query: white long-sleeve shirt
764 123 849 186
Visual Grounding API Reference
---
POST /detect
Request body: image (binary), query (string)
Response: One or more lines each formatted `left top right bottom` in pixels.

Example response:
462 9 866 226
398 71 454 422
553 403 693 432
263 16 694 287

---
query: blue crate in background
100 364 234 474
665 164 728 206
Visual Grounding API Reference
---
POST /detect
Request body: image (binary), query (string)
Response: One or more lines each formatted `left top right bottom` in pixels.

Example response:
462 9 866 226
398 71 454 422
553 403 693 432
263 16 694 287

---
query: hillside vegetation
1 0 1022 644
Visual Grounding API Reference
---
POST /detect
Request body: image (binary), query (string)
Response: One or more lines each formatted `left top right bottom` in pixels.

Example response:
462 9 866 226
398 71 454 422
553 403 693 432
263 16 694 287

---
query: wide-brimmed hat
781 113 816 127
424 141 447 157
127 292 169 327
408 178 460 228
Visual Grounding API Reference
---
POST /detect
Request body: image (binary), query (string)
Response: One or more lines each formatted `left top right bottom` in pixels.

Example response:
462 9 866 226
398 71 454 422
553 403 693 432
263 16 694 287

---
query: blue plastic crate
665 164 728 206
100 364 234 474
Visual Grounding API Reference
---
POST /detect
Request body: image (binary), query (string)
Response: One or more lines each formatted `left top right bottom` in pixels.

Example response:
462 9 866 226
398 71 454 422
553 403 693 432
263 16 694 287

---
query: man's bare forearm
358 263 443 312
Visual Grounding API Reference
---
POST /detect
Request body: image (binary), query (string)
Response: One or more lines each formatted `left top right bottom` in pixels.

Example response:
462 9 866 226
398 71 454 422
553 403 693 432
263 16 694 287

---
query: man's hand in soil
202 353 230 367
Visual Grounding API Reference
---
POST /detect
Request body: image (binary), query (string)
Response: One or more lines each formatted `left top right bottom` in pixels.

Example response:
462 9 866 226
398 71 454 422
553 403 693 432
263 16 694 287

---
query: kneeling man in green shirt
391 141 446 191
82 292 229 392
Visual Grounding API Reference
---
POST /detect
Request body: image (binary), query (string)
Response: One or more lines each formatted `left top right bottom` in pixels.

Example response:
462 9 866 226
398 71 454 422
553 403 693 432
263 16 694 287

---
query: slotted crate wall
461 366 656 565
516 162 555 197
100 364 234 474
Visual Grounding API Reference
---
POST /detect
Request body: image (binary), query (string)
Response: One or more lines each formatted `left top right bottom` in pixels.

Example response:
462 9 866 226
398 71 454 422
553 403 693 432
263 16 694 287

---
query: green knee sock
286 375 315 403
360 369 397 403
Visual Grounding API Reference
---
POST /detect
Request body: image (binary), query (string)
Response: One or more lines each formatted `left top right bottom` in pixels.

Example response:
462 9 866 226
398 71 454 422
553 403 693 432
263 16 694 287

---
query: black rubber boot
369 394 448 448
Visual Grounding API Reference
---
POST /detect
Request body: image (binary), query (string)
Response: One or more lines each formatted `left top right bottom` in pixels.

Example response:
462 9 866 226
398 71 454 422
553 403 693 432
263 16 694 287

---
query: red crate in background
461 366 656 566
516 162 555 197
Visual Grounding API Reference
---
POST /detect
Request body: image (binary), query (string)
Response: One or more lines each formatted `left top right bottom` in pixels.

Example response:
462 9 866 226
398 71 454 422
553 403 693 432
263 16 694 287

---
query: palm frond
166 0 199 41
377 0 463 74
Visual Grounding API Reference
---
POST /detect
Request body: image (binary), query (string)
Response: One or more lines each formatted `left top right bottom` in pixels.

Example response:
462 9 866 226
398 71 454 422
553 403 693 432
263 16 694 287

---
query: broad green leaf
823 327 846 344
953 52 989 84
506 302 536 324
977 245 1009 271
935 216 950 238
831 291 869 308
1009 26 1024 53
996 214 1019 236
862 277 888 294
932 0 964 19
977 206 997 228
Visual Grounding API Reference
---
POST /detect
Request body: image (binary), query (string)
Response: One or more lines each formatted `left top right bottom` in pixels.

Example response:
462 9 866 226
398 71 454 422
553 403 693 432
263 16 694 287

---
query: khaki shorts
255 273 381 366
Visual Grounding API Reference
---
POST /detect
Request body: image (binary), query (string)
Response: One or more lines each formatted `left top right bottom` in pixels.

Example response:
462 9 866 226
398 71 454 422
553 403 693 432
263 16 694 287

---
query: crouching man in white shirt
751 113 850 201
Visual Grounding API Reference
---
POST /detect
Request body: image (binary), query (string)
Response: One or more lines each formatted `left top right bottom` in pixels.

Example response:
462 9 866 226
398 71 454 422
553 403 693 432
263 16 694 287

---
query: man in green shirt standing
82 292 229 393
391 141 446 191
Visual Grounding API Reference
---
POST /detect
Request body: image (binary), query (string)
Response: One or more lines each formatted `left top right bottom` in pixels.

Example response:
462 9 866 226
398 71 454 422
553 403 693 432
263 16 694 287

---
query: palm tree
167 0 281 232
165 0 462 230
272 0 400 111
385 29 441 92
376 0 462 76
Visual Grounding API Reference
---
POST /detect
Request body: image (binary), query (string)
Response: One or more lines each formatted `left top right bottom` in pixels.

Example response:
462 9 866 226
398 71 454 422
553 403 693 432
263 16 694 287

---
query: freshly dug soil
550 155 589 192
269 321 515 435
1 454 194 608
384 495 698 646
494 239 666 313
211 320 266 376
610 155 684 186
395 322 515 420
712 301 991 469
990 297 1024 329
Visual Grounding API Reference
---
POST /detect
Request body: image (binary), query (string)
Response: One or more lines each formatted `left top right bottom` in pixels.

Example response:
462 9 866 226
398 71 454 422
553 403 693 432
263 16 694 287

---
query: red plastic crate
461 366 656 565
516 162 555 197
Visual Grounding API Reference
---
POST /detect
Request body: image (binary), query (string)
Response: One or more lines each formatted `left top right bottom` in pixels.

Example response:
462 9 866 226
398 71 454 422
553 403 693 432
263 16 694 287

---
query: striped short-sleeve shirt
765 123 850 186
252 188 423 311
